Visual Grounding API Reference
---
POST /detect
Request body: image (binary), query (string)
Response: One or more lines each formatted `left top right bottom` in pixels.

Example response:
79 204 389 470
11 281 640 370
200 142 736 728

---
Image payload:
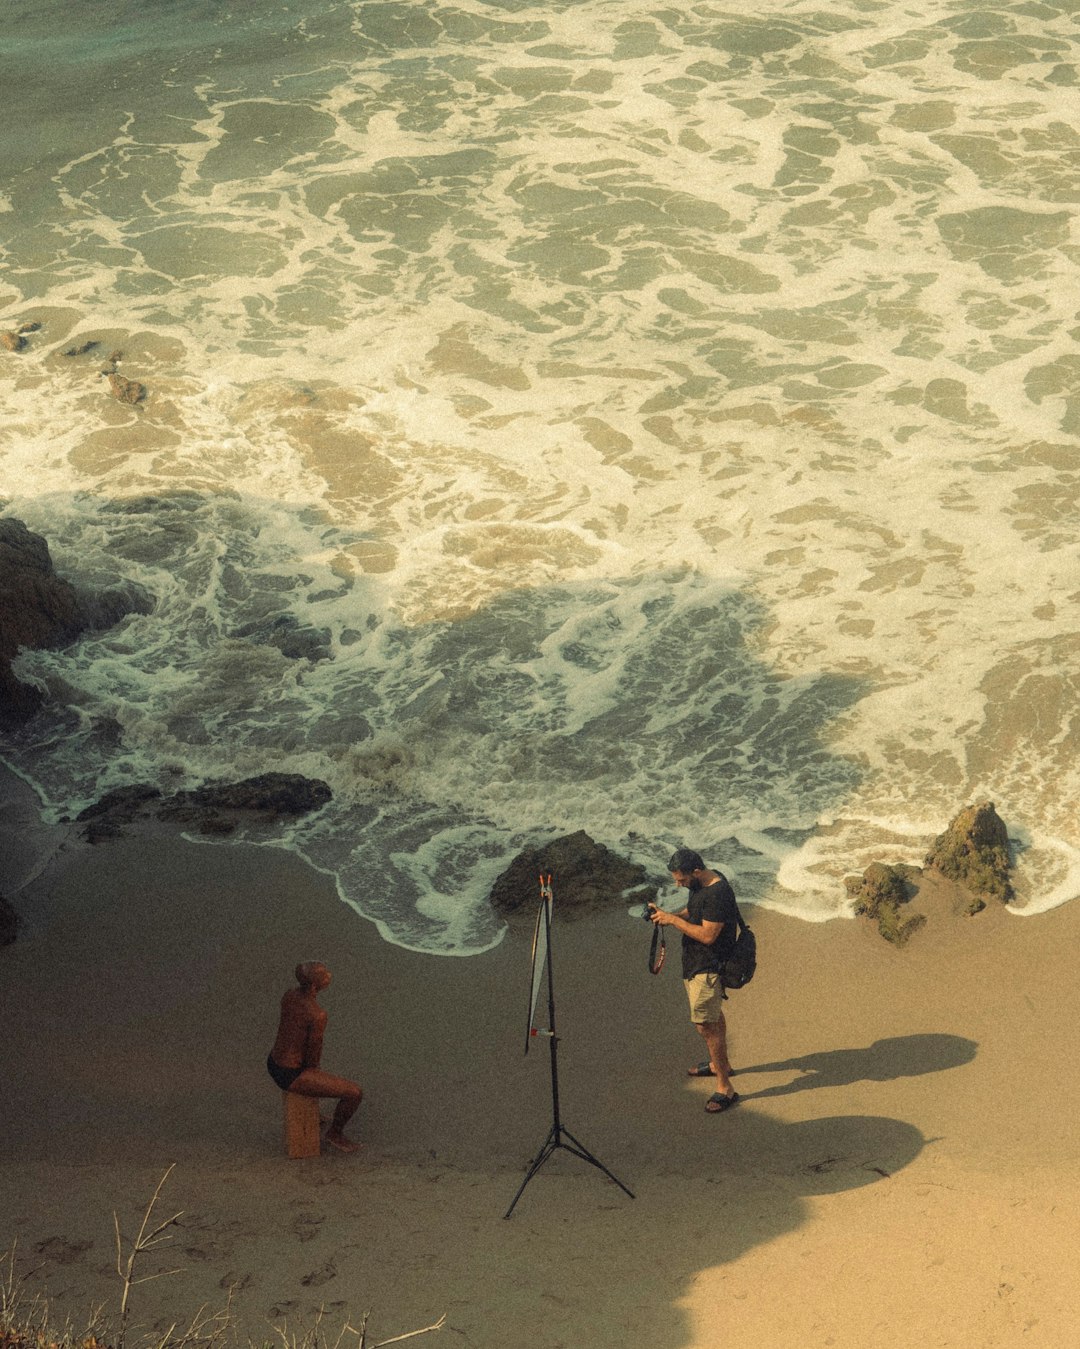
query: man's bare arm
650 905 724 946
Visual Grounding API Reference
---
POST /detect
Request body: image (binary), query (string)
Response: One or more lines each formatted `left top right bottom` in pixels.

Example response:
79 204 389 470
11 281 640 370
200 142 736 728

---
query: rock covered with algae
846 801 1016 941
924 800 1014 911
844 862 925 946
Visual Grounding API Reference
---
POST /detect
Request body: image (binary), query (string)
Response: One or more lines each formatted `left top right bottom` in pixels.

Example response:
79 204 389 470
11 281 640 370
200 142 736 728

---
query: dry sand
1 765 1078 1348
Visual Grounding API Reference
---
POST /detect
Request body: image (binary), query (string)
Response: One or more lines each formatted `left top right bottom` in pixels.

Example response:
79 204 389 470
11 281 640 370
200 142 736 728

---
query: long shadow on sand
488 1103 929 1349
733 1034 978 1101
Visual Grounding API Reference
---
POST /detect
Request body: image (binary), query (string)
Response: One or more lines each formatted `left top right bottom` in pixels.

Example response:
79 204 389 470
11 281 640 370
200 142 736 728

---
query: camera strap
648 922 666 975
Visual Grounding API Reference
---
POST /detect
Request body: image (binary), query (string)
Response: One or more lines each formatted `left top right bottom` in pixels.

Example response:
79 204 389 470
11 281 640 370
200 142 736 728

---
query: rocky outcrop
0 518 153 726
76 772 333 841
844 862 925 946
489 830 655 917
1 519 86 724
166 773 333 819
847 802 1016 940
924 801 1014 910
75 785 164 841
0 893 18 946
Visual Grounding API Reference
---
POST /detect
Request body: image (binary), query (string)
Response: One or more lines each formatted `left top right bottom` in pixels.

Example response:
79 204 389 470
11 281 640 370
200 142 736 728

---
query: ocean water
2 0 1078 952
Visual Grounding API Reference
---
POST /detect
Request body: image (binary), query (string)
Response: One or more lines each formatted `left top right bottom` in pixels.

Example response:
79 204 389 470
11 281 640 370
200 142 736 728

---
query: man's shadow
735 1034 978 1100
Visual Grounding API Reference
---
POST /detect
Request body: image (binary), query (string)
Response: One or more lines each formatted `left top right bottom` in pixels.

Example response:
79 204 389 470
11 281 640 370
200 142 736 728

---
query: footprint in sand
219 1271 255 1292
35 1238 92 1265
300 1259 337 1288
291 1213 326 1243
183 1246 220 1262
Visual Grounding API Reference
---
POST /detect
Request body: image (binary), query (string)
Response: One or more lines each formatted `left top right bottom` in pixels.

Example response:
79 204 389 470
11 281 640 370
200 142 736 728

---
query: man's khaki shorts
684 971 725 1024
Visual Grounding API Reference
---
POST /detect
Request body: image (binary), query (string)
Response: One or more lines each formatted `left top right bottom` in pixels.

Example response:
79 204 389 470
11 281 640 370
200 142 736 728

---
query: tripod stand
504 878 634 1218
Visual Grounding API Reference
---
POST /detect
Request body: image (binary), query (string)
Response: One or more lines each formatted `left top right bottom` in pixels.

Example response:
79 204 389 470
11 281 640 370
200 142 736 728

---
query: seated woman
267 961 362 1153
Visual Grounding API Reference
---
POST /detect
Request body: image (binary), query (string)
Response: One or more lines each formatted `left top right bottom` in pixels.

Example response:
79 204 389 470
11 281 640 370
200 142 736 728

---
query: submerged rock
489 830 655 917
231 613 333 663
844 862 925 946
1 331 27 353
74 579 154 632
0 517 153 726
924 800 1013 910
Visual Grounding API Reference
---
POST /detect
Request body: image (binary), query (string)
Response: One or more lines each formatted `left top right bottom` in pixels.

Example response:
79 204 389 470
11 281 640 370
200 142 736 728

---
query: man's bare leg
697 1017 734 1097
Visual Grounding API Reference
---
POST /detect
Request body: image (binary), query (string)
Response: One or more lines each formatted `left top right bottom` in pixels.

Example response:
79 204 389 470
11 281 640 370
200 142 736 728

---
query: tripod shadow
735 1034 978 1101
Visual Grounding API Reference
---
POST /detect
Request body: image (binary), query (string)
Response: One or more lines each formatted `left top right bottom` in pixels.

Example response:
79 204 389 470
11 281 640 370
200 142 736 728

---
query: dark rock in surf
3 322 41 351
0 518 90 724
104 371 146 405
845 861 925 945
924 800 1013 909
77 785 164 823
489 830 655 917
77 773 332 842
167 772 333 818
0 893 18 946
231 613 333 663
77 785 163 844
847 801 1015 937
0 518 154 726
75 579 155 632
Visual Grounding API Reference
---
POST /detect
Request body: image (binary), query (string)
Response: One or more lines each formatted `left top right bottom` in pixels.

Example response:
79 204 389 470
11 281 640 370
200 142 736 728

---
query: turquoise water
2 0 1078 950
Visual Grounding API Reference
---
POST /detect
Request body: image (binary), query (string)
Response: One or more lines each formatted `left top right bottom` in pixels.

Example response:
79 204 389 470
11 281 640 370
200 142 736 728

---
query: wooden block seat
283 1090 321 1158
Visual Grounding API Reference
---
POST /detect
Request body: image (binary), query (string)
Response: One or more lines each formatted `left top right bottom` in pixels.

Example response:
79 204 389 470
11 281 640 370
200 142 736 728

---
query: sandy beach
2 765 1078 1349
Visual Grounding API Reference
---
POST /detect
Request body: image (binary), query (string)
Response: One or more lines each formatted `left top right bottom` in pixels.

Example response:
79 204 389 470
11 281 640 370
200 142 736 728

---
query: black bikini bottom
266 1054 304 1091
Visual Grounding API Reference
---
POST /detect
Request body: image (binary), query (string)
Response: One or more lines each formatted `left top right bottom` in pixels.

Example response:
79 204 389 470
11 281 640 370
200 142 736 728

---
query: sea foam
3 0 1079 949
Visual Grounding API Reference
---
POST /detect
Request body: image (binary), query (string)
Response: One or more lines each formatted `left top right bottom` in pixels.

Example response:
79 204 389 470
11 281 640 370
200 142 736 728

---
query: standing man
649 848 740 1114
267 960 363 1152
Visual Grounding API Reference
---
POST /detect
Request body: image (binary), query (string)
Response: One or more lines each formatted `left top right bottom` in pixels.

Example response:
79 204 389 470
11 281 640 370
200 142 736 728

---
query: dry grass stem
336 1311 446 1348
114 1166 184 1349
7 1172 444 1349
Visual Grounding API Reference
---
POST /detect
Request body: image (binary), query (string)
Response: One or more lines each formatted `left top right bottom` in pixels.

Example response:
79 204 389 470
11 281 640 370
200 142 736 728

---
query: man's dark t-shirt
681 874 739 979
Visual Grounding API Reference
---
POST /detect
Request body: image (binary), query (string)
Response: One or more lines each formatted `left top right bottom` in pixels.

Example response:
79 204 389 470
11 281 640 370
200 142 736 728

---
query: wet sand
1 765 1078 1348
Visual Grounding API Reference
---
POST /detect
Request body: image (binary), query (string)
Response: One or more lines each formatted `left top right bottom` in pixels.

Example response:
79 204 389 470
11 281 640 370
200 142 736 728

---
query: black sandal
705 1091 739 1114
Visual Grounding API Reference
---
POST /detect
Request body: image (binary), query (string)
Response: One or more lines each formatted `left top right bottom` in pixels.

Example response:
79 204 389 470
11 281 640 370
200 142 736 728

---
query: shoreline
2 766 1080 1347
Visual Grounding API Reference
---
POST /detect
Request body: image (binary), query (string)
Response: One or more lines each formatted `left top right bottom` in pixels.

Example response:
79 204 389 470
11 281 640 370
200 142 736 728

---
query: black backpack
719 906 756 990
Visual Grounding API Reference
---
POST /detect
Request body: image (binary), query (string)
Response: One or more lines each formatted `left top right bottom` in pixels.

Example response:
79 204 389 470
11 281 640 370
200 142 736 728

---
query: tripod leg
558 1125 635 1199
509 887 635 1215
503 1126 559 1219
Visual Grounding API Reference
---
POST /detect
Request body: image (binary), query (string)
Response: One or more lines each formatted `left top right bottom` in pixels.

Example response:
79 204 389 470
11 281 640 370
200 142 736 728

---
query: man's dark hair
668 847 705 873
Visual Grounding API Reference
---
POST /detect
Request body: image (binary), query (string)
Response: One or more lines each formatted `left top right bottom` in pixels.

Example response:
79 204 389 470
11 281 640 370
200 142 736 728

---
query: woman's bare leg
290 1069 363 1150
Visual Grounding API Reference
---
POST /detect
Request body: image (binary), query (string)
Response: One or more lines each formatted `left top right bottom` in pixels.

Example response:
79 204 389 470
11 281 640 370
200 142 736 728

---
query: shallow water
2 0 1078 950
